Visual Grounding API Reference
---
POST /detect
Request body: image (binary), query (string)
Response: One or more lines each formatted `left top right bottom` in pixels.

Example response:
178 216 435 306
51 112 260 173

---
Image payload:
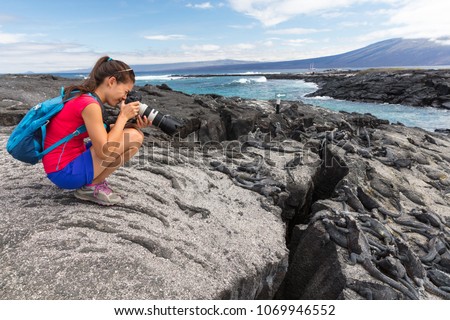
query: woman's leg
90 128 144 184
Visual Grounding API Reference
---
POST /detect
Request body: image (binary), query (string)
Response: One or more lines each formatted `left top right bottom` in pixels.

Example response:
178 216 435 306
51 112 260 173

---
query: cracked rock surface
2 74 450 300
0 128 287 299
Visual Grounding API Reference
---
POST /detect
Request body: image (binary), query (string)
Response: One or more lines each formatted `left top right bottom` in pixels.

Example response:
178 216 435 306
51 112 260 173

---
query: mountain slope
137 38 450 73
247 38 450 69
65 38 450 74
305 38 450 68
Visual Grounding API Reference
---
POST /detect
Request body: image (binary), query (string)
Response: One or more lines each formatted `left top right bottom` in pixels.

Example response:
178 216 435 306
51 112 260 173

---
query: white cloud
360 0 450 41
181 44 221 51
228 23 257 29
0 38 370 73
0 31 27 44
267 28 325 35
320 11 347 19
0 42 102 73
186 2 214 9
227 0 404 27
144 34 186 41
339 21 369 28
235 43 255 50
0 26 47 45
387 0 450 38
228 0 354 26
228 0 450 42
283 38 315 46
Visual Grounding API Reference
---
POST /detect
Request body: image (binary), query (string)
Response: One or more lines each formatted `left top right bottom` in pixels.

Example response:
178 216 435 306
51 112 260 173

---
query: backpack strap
39 124 87 158
40 90 108 162
40 121 48 152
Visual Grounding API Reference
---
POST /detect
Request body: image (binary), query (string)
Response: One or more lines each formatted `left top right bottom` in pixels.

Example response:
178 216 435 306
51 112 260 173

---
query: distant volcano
148 38 450 71
66 38 450 74
243 38 450 69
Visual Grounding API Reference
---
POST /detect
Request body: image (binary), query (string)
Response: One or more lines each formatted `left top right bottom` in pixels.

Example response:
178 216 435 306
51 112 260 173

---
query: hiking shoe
74 180 122 206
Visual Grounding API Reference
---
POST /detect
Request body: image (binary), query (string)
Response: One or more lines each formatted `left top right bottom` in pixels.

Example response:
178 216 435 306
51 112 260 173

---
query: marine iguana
424 134 438 145
357 148 372 159
347 279 402 300
237 154 264 174
259 142 304 153
378 206 403 219
370 199 403 219
356 186 381 211
358 214 395 245
419 235 447 264
427 269 450 292
396 237 450 299
426 180 450 195
209 160 237 177
376 256 407 280
357 126 371 148
321 217 349 249
357 186 403 218
233 176 282 197
376 157 413 170
335 140 357 154
375 255 418 295
409 208 448 232
333 183 366 213
284 152 303 182
395 217 434 232
235 175 285 190
274 122 287 139
344 215 419 299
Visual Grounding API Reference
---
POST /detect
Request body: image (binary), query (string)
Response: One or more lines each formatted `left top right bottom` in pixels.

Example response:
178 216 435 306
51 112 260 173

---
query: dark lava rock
2 74 450 300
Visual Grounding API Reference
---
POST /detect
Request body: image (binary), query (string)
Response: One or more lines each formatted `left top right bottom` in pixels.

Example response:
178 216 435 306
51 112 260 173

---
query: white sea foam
240 71 281 75
300 80 319 89
254 76 267 82
305 95 333 100
232 76 267 84
219 71 281 75
135 74 185 81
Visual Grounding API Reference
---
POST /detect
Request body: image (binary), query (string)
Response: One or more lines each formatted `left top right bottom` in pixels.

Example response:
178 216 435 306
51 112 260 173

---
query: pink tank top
42 94 100 173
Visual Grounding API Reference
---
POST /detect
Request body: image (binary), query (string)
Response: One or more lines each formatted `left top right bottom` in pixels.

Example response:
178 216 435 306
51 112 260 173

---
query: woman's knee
124 128 144 149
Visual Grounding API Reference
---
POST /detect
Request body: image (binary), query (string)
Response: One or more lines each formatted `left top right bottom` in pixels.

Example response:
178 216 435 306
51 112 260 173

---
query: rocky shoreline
1 74 450 299
300 69 450 110
179 68 450 110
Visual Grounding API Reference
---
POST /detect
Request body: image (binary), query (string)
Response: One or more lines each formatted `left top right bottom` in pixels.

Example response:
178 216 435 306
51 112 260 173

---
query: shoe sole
74 192 120 206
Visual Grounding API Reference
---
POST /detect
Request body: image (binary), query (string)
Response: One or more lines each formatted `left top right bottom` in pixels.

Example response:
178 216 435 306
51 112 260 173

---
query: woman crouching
43 56 150 205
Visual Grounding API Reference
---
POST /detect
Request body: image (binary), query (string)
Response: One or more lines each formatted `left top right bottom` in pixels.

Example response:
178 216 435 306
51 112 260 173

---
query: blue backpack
6 88 87 165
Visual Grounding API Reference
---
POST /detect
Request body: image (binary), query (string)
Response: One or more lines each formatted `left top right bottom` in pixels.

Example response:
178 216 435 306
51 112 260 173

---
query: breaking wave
230 76 267 85
135 74 186 81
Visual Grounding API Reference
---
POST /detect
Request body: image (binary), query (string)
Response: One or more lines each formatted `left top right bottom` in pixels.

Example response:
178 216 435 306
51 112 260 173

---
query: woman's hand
136 115 152 128
119 101 140 121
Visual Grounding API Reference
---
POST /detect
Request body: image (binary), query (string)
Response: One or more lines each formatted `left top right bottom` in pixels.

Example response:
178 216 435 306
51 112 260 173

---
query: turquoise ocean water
62 69 450 132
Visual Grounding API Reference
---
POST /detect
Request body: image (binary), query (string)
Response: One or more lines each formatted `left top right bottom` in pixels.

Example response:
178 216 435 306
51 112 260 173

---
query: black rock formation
1 74 450 300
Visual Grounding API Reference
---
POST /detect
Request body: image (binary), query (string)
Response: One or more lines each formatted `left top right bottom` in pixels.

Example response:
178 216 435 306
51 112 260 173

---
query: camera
125 90 184 136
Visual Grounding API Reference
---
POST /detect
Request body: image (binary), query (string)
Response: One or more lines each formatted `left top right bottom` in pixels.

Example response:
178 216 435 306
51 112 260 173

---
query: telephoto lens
125 90 184 136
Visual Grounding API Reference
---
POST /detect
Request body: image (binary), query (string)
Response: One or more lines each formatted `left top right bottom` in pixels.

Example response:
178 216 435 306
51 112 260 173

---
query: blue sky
1 0 449 72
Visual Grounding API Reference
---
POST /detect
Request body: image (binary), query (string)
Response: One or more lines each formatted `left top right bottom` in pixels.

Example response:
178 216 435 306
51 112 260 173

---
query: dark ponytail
64 56 135 99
